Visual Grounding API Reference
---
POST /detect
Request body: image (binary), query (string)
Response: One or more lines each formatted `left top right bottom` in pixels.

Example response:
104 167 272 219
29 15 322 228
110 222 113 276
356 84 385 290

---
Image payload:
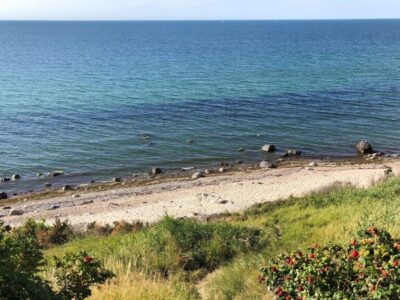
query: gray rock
282 149 302 157
11 174 21 180
356 140 374 155
80 200 94 206
1 177 11 182
186 139 194 144
50 170 64 177
219 167 227 173
204 169 212 174
259 160 277 169
8 209 24 216
237 147 245 152
192 171 204 179
261 144 276 152
152 167 162 175
44 183 52 187
0 192 7 200
72 194 81 198
113 177 122 182
62 185 73 191
47 205 60 210
308 161 318 167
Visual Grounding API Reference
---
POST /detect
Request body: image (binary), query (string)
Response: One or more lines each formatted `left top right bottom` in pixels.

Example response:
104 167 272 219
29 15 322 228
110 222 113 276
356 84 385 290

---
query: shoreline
1 157 399 228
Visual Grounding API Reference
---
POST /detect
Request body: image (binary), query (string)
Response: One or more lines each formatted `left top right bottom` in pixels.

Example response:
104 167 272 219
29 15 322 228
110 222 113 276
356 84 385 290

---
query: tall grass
44 177 400 299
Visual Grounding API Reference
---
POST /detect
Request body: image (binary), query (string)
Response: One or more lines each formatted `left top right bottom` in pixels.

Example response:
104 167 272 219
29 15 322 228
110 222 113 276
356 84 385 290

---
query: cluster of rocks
1 174 21 182
355 141 386 160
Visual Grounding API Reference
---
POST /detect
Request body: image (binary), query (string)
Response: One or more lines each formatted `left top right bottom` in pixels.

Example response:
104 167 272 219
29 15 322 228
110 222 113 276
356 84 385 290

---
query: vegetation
4 175 400 299
0 221 113 300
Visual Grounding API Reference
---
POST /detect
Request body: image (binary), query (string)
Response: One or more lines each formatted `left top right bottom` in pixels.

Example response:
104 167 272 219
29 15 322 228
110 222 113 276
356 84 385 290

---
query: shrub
0 221 113 299
54 251 115 300
261 227 400 299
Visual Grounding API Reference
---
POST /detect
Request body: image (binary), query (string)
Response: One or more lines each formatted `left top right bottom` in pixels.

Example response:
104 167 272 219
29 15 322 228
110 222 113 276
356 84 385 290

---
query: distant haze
0 0 399 20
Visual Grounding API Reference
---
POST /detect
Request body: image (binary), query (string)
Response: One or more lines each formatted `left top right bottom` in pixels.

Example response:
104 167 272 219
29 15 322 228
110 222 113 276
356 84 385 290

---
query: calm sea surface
1 20 400 193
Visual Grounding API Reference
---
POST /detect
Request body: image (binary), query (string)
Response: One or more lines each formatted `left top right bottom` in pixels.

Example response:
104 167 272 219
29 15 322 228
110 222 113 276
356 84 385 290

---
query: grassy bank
44 176 400 299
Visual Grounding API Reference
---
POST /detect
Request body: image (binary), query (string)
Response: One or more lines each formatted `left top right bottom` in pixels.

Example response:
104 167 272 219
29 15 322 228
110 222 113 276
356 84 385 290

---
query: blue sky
0 0 399 20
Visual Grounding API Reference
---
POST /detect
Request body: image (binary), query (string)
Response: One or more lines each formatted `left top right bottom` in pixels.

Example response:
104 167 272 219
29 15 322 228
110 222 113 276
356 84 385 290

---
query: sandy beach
1 159 399 228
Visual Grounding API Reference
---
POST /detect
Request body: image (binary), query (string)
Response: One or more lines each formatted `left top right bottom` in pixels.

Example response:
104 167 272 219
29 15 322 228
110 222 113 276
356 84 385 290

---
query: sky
0 0 399 21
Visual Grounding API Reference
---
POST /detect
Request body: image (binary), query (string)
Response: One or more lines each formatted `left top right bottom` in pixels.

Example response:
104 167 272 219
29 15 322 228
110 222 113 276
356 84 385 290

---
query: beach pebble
259 160 276 169
72 194 81 198
152 167 162 175
8 209 24 216
113 177 122 182
261 144 276 152
47 205 60 210
0 192 7 200
308 161 318 167
80 200 94 206
12 174 21 180
282 149 302 157
356 140 374 155
62 185 73 191
192 171 204 179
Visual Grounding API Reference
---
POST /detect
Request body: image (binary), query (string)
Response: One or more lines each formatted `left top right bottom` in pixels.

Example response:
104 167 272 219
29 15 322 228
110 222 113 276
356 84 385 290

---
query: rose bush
261 227 400 299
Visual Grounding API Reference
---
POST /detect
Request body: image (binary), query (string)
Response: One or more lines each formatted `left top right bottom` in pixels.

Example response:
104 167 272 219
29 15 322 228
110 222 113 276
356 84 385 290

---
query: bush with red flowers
261 227 400 299
54 251 115 300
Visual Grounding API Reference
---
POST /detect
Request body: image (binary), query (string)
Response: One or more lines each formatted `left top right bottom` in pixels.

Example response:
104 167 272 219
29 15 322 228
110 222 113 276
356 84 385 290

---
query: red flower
313 243 319 249
286 257 293 265
309 253 315 259
271 267 278 272
367 227 378 235
381 270 389 278
298 286 304 292
276 287 284 296
351 239 357 247
285 296 291 300
350 250 359 259
307 275 313 283
84 256 93 263
393 260 399 267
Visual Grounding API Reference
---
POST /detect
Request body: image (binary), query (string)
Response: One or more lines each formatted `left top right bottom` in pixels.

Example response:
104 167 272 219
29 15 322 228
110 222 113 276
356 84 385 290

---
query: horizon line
0 17 399 22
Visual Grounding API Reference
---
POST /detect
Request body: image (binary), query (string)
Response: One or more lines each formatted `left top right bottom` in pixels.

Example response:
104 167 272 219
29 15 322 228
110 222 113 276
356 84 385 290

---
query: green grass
44 176 400 299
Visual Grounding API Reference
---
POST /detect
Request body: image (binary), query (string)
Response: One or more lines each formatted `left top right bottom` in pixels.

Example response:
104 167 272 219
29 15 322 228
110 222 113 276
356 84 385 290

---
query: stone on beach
192 171 204 179
356 140 374 154
0 192 8 200
113 177 122 182
8 209 24 216
259 160 276 169
219 167 227 173
308 161 318 167
152 167 162 175
261 144 276 152
62 185 73 191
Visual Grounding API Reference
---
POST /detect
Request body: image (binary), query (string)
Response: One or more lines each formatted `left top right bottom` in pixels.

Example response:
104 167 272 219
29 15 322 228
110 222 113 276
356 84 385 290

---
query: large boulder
261 144 276 152
356 140 374 154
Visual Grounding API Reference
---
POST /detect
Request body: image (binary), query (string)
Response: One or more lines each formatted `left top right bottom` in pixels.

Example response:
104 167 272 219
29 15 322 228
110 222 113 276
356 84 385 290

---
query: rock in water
11 174 21 180
356 140 374 154
282 149 302 157
259 160 276 169
261 144 276 152
152 167 162 175
192 171 204 179
1 177 11 182
0 192 8 200
113 177 122 182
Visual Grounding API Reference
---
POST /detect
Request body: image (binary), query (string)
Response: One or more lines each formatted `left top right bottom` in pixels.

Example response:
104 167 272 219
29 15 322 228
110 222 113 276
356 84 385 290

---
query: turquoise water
1 20 400 193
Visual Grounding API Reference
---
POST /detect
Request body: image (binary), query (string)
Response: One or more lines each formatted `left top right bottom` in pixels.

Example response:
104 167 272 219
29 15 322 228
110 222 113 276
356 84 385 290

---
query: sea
1 20 399 194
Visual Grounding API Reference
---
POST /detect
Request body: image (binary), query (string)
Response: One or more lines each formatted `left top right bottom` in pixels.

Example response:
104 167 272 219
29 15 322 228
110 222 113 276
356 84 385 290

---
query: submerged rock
1 177 11 182
0 192 8 200
237 147 245 152
356 140 374 155
152 167 162 175
261 144 276 152
50 170 64 177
